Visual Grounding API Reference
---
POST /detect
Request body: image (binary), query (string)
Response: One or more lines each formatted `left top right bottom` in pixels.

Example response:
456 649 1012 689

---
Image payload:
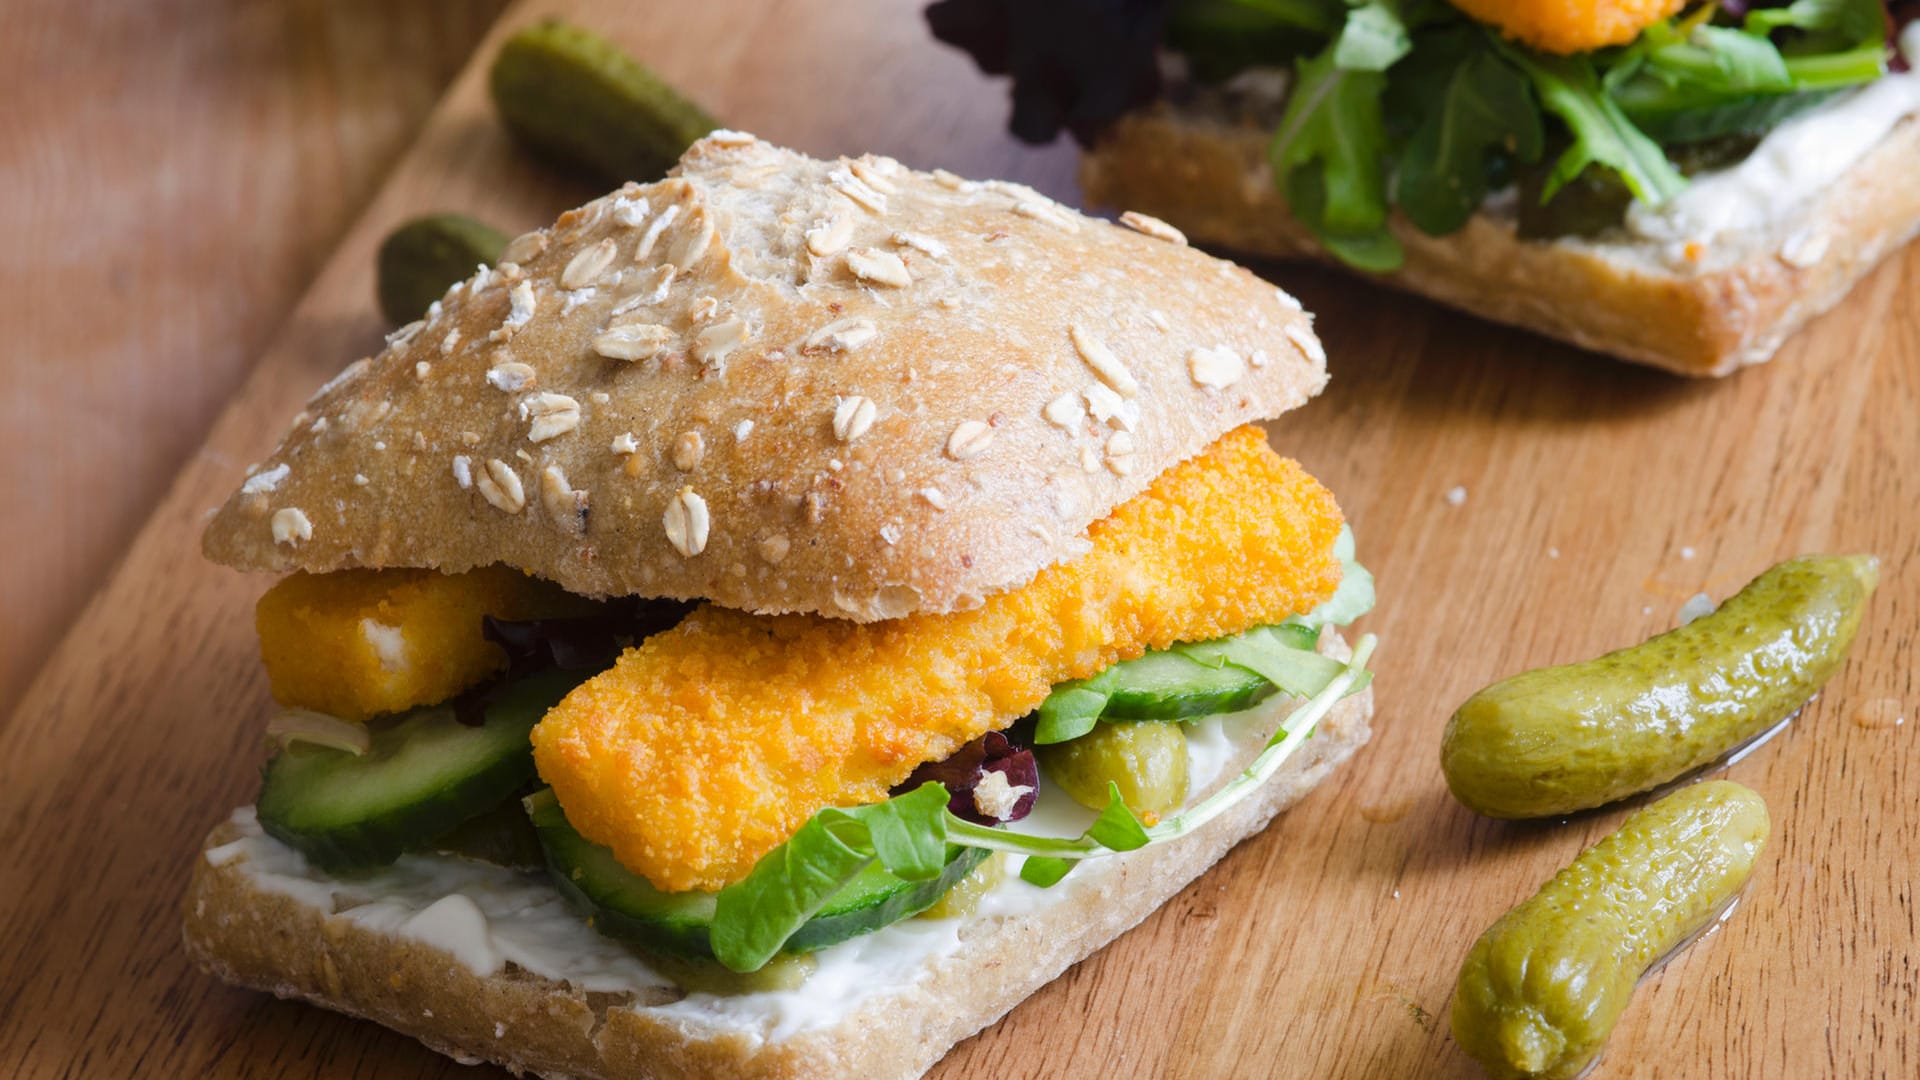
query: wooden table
0 0 508 716
3 1 1914 1077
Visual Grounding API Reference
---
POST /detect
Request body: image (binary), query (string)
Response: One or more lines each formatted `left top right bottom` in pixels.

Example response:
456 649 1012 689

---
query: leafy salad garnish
708 633 1376 972
930 0 1903 268
1255 0 1891 263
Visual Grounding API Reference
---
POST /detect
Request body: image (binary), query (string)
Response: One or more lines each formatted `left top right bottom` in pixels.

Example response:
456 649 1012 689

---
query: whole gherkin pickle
1442 555 1877 819
376 213 508 327
1452 780 1769 1080
489 19 718 184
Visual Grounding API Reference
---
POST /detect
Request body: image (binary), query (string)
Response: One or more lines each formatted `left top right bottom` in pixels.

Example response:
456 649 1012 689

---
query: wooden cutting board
2 1 1914 1076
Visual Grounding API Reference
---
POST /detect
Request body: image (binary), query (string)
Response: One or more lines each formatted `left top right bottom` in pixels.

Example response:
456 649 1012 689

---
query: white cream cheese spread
210 679 1304 1043
1627 24 1920 245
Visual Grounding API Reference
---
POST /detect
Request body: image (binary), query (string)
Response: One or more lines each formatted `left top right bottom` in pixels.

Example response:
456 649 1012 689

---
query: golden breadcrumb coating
256 566 593 722
1451 0 1685 54
532 426 1345 892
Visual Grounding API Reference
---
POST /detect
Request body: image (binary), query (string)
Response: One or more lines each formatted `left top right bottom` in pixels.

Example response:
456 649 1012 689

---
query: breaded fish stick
533 426 1344 892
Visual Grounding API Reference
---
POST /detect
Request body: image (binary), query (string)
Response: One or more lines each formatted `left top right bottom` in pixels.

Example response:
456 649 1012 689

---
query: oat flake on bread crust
202 134 1328 620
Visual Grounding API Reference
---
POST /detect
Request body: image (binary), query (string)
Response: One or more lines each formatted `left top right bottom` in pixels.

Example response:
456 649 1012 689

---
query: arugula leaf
1034 679 1114 745
862 782 955 879
1019 854 1076 887
710 782 950 972
1088 784 1154 850
1744 0 1886 41
1394 47 1542 235
710 812 877 972
1270 43 1401 267
1681 25 1794 93
1499 46 1687 205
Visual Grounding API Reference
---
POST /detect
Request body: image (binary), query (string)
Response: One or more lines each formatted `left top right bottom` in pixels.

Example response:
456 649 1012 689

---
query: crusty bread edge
1081 102 1920 376
182 640 1373 1080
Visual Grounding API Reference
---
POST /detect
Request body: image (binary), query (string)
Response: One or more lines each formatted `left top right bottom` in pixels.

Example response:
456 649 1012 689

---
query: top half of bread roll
202 133 1330 621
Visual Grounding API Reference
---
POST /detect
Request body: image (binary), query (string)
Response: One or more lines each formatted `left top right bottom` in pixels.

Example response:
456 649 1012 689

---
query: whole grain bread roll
202 133 1329 619
1081 87 1920 376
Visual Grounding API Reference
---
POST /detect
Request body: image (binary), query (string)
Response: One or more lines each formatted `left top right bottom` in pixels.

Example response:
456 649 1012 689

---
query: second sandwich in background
932 0 1920 375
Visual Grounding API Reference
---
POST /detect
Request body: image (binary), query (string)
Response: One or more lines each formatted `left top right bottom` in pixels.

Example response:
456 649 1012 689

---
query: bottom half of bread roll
183 632 1373 1080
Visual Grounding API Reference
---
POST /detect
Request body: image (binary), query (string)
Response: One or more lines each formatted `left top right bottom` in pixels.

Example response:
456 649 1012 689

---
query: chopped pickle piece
534 426 1345 892
256 565 593 722
1038 721 1190 821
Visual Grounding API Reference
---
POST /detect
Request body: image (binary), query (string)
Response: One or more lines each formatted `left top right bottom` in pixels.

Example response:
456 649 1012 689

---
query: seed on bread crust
1188 346 1246 389
663 488 710 557
523 393 582 442
672 431 705 471
806 316 877 352
847 247 912 288
1070 325 1137 398
594 322 672 361
1119 211 1186 245
806 215 856 257
561 238 618 289
832 395 879 442
270 508 312 546
947 420 995 460
477 459 526 513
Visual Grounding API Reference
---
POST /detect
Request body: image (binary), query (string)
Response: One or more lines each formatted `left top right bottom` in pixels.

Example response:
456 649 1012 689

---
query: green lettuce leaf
1175 625 1365 695
1019 854 1075 887
1086 784 1154 850
1290 524 1376 630
1743 0 1885 40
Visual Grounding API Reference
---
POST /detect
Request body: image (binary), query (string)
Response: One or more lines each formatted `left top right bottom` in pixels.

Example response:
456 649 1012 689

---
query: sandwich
929 0 1920 375
183 132 1378 1079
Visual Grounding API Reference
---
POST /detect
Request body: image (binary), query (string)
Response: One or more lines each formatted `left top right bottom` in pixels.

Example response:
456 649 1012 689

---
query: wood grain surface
3 1 1915 1077
0 0 507 716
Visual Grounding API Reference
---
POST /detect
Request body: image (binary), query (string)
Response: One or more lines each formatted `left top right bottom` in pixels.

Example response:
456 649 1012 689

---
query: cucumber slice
526 790 987 960
1099 650 1278 720
257 670 580 872
1036 622 1324 741
1102 623 1318 721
